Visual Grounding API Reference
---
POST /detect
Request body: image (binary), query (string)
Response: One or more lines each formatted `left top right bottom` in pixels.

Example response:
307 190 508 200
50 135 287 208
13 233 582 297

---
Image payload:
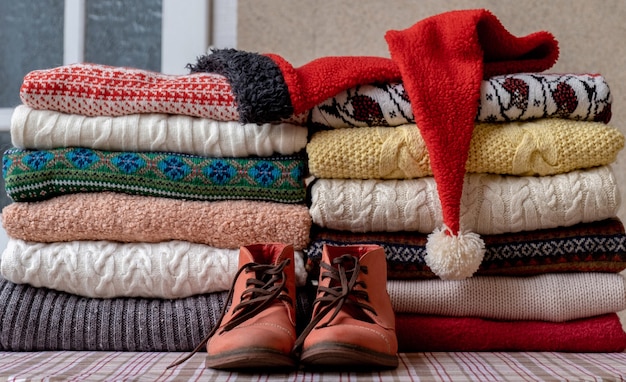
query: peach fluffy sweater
1 192 312 250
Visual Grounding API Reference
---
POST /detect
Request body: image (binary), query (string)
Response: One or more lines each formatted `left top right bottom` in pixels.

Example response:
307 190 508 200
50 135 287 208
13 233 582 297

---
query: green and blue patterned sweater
3 147 307 204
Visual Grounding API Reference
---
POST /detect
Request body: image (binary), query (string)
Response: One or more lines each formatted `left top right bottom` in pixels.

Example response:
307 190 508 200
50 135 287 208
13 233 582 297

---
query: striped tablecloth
1 351 625 381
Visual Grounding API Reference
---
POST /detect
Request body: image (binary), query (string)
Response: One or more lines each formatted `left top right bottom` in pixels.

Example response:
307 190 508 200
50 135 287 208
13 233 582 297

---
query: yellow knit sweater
306 119 624 179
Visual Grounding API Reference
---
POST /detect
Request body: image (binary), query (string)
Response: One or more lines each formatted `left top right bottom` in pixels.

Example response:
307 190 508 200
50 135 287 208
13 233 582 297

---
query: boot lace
166 258 292 369
292 254 376 356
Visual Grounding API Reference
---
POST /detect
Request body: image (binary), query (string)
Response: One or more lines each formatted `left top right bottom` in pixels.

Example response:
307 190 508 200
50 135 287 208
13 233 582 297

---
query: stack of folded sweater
305 67 626 351
3 8 625 356
292 10 626 352
152 9 626 353
0 63 313 351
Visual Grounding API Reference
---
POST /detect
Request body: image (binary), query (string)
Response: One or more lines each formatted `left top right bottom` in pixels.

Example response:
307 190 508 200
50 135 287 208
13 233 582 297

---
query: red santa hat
384 9 559 279
188 9 559 279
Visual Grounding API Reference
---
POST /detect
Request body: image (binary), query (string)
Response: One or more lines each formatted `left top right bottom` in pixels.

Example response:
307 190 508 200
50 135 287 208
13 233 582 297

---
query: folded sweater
0 239 309 299
307 218 626 279
387 272 626 321
3 147 307 204
19 63 239 120
1 192 312 250
309 165 619 234
0 276 313 351
10 105 308 157
307 120 624 179
395 313 626 352
309 73 613 129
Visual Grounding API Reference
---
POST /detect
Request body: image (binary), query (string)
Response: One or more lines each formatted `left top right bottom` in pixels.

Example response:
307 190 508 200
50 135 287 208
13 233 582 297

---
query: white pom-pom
425 226 485 280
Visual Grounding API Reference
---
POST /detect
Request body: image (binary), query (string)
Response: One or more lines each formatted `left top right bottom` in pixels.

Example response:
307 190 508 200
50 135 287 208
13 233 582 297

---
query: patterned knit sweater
3 147 307 203
307 218 626 279
309 73 613 129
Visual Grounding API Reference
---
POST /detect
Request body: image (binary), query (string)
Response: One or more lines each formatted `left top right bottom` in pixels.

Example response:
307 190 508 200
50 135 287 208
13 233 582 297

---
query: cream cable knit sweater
0 239 308 299
309 165 620 234
10 105 308 157
387 273 626 322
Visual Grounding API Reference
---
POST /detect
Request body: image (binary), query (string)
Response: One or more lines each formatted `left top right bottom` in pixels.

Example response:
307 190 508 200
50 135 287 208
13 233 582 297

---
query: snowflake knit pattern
308 73 612 129
20 63 239 119
3 147 306 203
306 119 624 179
307 218 626 279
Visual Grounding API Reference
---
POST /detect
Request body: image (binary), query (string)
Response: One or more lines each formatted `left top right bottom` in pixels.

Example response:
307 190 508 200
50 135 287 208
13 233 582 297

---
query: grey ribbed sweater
0 277 313 351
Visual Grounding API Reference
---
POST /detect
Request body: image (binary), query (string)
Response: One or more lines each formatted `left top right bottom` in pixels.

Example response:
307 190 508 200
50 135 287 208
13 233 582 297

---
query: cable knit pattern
308 73 613 129
308 165 620 234
0 239 308 299
387 273 626 321
10 105 308 157
306 120 624 179
1 192 312 250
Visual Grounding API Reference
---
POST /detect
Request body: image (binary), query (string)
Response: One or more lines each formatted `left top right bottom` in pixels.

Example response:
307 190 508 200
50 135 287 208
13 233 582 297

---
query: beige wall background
238 0 626 324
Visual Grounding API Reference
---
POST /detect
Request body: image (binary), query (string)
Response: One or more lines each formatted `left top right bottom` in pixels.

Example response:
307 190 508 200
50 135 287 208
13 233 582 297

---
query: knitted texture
19 63 239 119
185 10 559 279
306 120 624 179
308 73 613 129
0 239 309 299
11 105 308 157
395 313 626 352
0 276 313 351
188 49 295 124
190 11 557 122
1 192 312 250
307 218 626 279
387 272 626 321
384 9 557 238
308 165 619 234
3 148 307 203
185 11 560 279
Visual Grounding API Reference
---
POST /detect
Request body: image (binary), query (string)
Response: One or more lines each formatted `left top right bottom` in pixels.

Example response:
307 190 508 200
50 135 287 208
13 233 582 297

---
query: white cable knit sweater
309 165 620 234
0 239 308 299
10 105 308 157
387 272 626 322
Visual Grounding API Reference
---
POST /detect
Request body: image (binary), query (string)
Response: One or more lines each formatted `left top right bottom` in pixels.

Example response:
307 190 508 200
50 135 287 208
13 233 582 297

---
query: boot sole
205 348 296 371
300 342 399 369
